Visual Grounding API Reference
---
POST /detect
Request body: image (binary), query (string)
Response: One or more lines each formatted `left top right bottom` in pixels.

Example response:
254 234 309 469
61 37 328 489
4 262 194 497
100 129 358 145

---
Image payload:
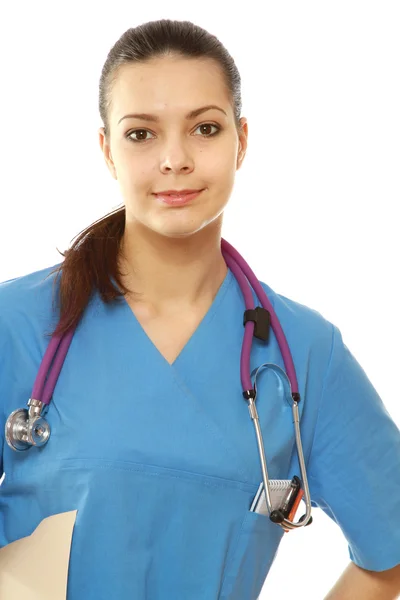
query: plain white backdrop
0 2 399 598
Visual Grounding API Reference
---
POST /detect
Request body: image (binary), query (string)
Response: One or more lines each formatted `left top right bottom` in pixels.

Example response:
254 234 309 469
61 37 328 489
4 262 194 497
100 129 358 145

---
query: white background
1 2 399 598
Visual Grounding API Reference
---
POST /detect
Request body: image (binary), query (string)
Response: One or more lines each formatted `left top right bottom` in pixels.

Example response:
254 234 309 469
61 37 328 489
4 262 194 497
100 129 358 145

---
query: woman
1 19 399 599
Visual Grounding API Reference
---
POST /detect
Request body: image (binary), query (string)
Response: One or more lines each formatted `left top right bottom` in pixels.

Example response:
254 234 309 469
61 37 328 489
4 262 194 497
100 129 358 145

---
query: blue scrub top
0 262 399 599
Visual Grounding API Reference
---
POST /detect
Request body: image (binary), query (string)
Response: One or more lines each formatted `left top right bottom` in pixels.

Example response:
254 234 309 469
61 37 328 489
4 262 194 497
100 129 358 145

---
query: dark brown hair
46 19 243 339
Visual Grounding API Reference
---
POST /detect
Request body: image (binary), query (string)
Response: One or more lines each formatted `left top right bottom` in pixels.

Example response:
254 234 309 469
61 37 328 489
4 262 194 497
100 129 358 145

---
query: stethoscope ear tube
248 363 313 531
286 400 313 527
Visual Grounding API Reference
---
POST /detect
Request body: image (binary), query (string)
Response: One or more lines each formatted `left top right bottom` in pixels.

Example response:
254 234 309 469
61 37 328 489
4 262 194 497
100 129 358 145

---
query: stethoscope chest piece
5 400 51 452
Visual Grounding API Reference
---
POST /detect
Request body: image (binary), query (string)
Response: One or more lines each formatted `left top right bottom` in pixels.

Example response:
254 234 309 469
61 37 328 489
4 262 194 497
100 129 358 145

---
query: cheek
202 150 237 183
122 159 155 193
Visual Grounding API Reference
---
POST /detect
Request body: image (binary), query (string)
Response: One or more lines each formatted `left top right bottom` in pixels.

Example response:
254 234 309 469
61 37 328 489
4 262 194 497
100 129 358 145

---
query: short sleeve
307 324 400 571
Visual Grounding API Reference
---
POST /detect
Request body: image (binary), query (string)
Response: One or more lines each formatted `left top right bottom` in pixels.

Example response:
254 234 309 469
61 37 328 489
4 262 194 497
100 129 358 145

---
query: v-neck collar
113 267 234 369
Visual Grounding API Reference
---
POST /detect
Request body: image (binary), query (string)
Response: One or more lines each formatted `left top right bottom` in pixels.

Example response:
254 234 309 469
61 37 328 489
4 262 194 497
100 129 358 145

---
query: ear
238 143 243 160
237 143 247 169
236 118 248 169
98 127 117 180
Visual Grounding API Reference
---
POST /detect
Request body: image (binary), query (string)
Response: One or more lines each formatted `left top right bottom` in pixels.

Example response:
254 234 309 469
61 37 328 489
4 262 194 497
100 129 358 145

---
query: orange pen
283 488 304 533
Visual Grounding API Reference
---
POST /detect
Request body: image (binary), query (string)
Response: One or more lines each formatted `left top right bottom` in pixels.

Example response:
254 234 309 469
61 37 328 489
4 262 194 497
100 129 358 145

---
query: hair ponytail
46 206 130 338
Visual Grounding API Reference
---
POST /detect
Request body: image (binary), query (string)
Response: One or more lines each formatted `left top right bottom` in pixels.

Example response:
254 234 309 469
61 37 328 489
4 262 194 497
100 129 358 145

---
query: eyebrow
117 104 227 125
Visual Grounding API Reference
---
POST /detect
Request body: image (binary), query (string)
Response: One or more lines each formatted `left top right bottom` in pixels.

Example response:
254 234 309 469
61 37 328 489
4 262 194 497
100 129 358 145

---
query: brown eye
127 129 155 143
194 123 220 137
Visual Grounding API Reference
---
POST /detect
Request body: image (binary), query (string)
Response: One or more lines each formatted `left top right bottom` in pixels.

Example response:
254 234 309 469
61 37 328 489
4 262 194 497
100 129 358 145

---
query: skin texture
98 54 248 317
324 561 400 599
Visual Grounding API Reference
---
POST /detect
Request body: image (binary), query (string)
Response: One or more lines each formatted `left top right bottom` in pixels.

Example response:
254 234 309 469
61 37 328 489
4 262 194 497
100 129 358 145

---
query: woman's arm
324 562 400 600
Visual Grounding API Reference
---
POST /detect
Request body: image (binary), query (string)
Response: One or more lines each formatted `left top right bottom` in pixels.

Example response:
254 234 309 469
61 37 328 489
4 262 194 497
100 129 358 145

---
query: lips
154 189 204 206
155 189 202 195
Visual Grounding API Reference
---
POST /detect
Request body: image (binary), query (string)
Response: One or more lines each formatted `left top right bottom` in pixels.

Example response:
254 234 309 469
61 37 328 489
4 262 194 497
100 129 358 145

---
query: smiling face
99 54 248 239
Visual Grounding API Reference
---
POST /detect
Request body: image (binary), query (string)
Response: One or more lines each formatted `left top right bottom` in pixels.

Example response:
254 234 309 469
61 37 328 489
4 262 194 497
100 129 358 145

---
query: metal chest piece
5 399 51 452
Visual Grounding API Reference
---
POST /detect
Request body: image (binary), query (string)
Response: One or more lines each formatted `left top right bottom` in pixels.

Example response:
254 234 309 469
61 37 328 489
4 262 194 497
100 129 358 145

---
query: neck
117 219 228 314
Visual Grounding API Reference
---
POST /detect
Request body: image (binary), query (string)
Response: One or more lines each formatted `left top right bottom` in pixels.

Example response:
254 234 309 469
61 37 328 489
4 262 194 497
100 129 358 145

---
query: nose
159 141 195 174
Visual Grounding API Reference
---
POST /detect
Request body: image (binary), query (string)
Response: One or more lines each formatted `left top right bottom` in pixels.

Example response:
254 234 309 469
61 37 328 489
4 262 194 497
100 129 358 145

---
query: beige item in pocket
0 510 77 600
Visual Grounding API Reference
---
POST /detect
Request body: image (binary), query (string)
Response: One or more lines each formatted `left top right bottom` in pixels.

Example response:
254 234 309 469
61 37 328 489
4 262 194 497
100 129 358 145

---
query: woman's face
99 55 248 239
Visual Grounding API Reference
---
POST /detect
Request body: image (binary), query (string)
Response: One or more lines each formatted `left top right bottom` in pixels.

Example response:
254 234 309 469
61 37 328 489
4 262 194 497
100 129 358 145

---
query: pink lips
154 189 204 206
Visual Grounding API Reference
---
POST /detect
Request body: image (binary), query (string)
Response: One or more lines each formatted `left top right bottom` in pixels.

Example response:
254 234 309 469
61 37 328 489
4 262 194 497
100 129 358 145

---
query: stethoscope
5 238 312 532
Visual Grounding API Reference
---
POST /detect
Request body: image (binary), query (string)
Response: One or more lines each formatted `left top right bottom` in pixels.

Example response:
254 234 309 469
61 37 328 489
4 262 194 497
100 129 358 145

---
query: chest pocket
218 362 304 598
219 508 284 599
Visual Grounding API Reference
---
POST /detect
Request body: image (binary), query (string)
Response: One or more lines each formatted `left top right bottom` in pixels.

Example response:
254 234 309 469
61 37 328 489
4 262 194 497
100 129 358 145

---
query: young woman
1 19 399 599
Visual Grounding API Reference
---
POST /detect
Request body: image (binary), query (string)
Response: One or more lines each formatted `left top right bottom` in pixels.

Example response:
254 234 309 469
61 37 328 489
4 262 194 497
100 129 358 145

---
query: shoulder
0 263 63 434
0 262 62 308
257 279 335 358
0 262 63 339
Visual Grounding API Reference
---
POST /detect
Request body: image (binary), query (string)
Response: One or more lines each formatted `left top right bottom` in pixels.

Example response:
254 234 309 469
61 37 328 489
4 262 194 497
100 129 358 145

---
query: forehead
111 56 231 119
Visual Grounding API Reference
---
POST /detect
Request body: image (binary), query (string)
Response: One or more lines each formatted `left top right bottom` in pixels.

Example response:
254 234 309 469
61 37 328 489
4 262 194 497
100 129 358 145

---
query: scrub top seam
171 266 234 370
305 322 336 472
168 267 252 484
